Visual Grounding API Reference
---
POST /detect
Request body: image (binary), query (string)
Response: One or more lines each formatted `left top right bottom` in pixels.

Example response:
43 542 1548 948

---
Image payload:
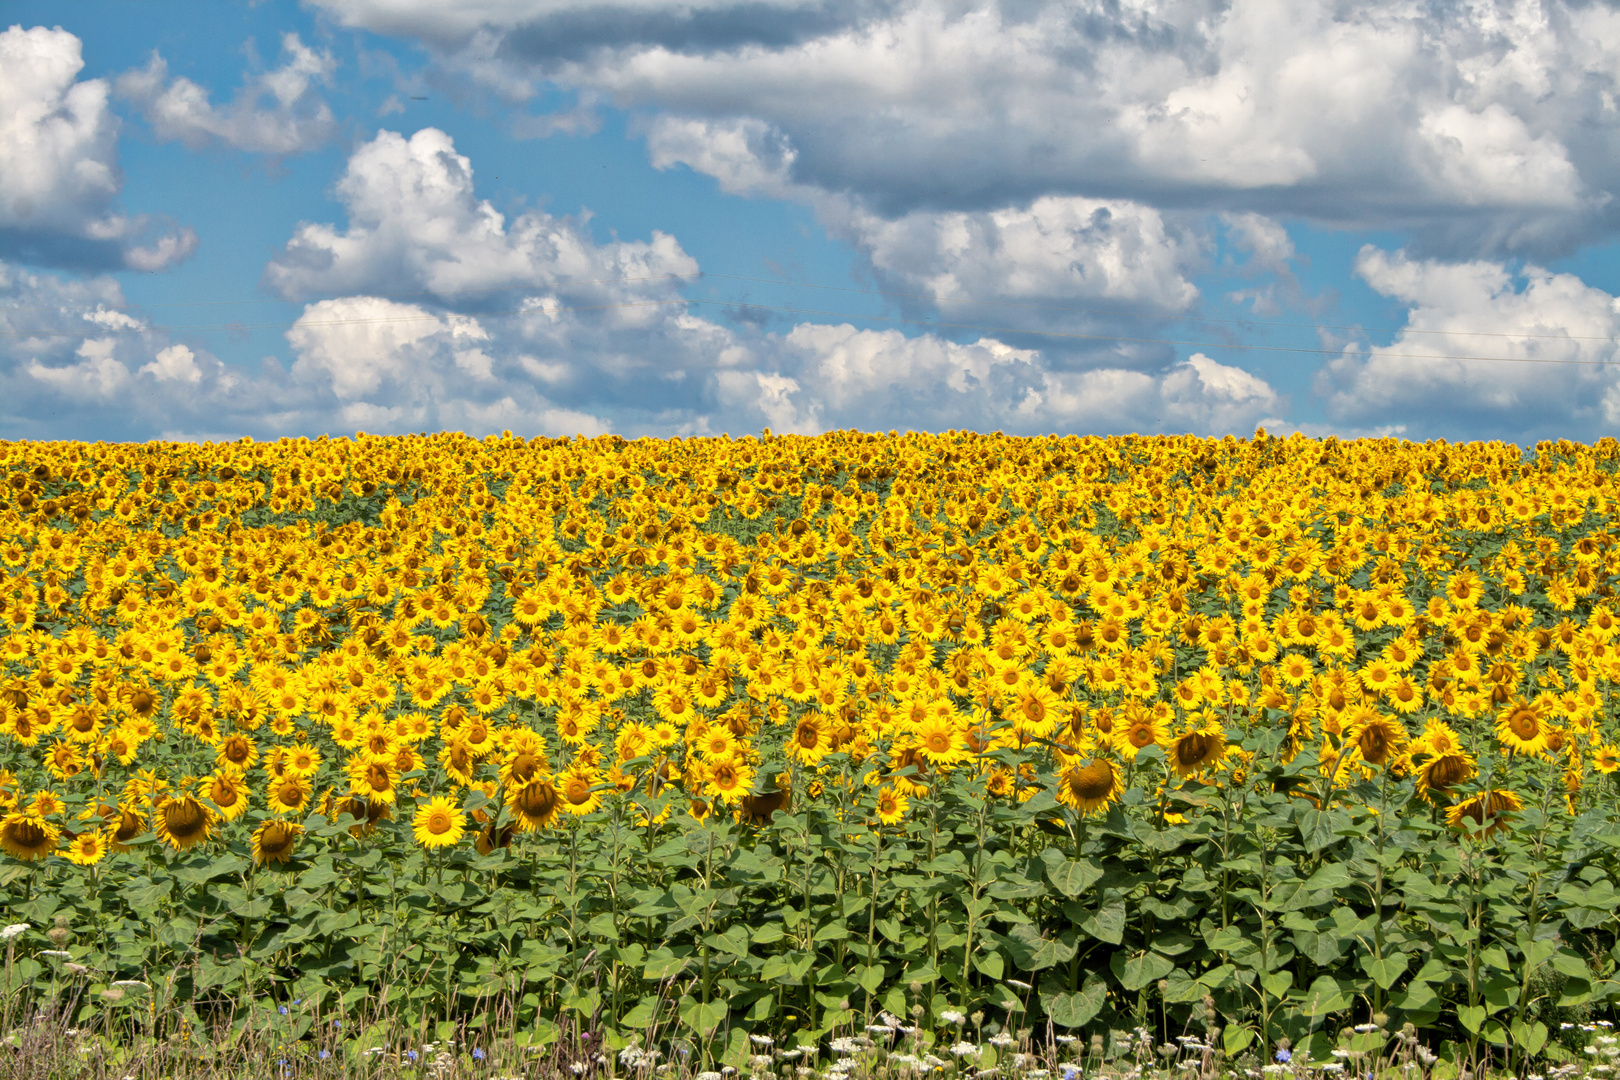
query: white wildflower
0 925 28 941
941 1010 967 1026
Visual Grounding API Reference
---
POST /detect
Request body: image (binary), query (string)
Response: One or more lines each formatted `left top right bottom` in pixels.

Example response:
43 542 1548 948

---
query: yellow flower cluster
0 429 1616 863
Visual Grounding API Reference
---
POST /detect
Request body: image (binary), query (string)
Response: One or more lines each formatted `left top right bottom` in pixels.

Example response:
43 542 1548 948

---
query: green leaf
679 999 727 1036
1042 974 1106 1029
1079 896 1126 945
1510 1019 1548 1056
1457 1004 1487 1034
1296 975 1349 1016
1223 1025 1255 1054
1111 949 1174 992
1261 970 1294 998
857 964 884 994
1042 854 1104 898
1359 953 1408 991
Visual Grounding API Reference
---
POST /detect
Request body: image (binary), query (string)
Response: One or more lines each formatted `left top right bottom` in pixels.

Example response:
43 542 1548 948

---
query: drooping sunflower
1414 751 1476 804
412 796 465 849
1169 726 1227 778
155 795 213 852
1446 788 1523 840
108 806 146 852
508 776 561 831
251 820 302 866
1347 709 1408 768
0 811 59 861
1057 758 1124 815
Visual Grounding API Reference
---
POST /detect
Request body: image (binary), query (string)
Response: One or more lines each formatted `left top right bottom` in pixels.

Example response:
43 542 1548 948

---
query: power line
6 290 1619 368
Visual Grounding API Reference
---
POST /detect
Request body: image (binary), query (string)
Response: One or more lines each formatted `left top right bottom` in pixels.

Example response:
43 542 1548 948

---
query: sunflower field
2 429 1620 1074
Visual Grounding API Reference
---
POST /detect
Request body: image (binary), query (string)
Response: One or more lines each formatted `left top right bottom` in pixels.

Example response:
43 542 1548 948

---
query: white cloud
0 25 195 271
710 325 1283 437
1317 246 1620 440
263 126 698 299
840 196 1200 316
141 343 203 384
310 0 1620 258
117 33 339 155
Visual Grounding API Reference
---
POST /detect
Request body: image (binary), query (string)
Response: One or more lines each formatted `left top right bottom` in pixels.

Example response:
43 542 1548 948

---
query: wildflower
941 1010 967 1025
0 924 28 941
1274 1049 1292 1064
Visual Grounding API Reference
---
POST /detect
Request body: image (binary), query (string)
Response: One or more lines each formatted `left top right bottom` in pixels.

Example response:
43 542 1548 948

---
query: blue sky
5 0 1620 443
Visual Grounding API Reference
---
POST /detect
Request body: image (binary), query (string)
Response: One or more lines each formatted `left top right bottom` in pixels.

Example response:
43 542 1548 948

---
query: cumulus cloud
117 33 339 154
312 0 1620 259
0 25 195 272
712 327 1283 437
839 196 1201 318
263 126 697 300
1317 246 1620 442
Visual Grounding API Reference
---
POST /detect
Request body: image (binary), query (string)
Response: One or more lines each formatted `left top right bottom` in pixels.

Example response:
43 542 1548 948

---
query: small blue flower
279 1006 289 1016
474 1048 487 1060
319 1050 331 1060
1062 1066 1080 1080
407 1050 419 1063
1275 1050 1292 1064
333 1020 342 1029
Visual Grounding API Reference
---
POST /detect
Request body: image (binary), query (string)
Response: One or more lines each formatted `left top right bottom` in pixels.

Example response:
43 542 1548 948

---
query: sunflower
1115 707 1168 759
327 792 390 835
1495 698 1549 755
1446 788 1523 839
205 768 251 821
1347 710 1408 768
215 733 257 770
412 796 466 849
913 714 967 767
1593 744 1620 775
265 774 312 815
559 769 604 816
1415 751 1476 804
1169 727 1227 778
705 759 754 806
62 829 107 866
787 713 831 765
120 683 162 722
346 756 401 805
475 820 518 855
108 806 146 852
0 811 59 861
154 795 213 852
874 785 909 825
251 820 302 865
508 777 561 831
1057 758 1123 815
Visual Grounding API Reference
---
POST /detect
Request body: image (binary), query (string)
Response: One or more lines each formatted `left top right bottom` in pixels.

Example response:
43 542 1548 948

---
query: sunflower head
155 795 213 852
1058 758 1123 815
1170 728 1227 778
251 820 302 866
508 777 561 831
1446 788 1523 840
0 811 59 861
412 796 466 849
